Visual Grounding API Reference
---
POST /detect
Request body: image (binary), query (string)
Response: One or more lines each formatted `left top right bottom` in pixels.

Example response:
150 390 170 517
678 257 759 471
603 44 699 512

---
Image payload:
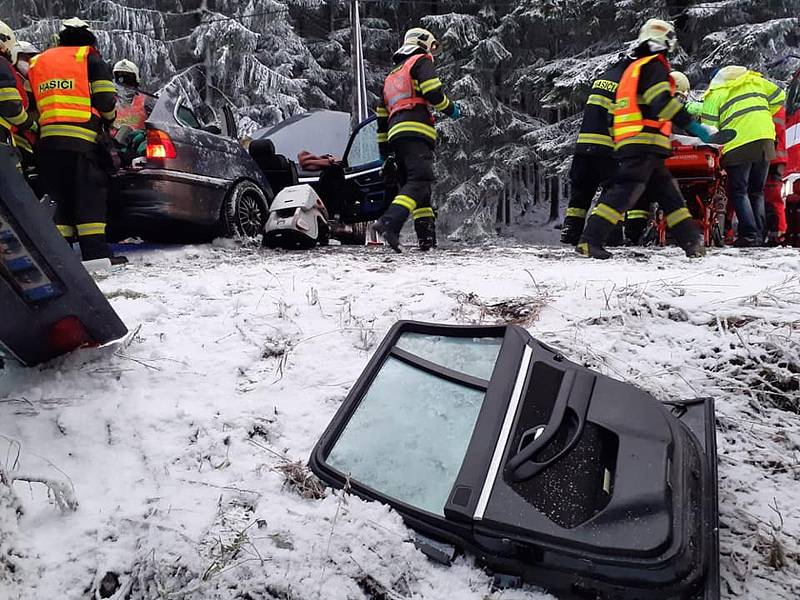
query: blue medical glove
686 121 713 143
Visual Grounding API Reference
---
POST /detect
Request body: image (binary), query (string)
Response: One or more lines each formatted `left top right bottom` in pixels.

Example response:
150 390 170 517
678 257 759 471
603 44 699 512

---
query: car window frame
343 115 381 171
173 97 203 130
311 320 508 527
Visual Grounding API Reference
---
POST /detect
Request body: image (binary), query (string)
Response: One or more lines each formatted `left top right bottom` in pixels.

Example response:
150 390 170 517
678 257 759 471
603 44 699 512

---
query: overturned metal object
0 145 127 366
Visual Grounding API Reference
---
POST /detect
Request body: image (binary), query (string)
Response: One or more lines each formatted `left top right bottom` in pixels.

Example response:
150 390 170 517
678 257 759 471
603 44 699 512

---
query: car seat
249 139 299 195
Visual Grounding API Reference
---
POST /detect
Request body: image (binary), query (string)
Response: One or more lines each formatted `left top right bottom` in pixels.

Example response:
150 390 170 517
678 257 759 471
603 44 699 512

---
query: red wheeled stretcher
647 140 728 247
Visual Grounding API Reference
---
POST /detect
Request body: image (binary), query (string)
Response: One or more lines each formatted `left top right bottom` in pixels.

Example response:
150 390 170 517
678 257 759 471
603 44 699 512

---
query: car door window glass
326 357 485 516
346 119 381 168
176 102 202 129
325 333 503 516
395 333 503 381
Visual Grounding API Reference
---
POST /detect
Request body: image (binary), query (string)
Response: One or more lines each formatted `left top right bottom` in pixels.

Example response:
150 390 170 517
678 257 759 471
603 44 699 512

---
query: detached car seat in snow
310 321 720 600
249 139 298 196
0 144 128 366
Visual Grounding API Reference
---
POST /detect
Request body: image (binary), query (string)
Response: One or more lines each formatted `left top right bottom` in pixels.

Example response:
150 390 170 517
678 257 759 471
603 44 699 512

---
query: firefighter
560 56 628 245
11 41 40 176
696 66 785 246
112 59 151 161
623 70 693 245
764 105 787 245
374 27 461 252
0 22 37 160
112 59 149 129
28 18 126 264
578 19 711 259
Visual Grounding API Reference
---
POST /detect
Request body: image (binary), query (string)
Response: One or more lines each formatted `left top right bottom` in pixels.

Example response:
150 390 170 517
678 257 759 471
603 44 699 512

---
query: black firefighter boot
670 218 706 258
374 204 408 253
414 216 437 251
576 215 617 259
560 216 585 245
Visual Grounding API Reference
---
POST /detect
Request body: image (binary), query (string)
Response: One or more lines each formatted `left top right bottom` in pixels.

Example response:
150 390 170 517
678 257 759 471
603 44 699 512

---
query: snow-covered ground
1 242 799 600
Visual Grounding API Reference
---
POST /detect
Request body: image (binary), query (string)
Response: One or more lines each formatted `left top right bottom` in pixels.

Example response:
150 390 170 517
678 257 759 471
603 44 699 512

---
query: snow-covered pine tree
4 0 800 237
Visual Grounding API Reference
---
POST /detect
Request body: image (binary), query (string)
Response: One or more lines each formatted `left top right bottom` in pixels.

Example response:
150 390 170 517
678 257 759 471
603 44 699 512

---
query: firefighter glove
380 154 396 176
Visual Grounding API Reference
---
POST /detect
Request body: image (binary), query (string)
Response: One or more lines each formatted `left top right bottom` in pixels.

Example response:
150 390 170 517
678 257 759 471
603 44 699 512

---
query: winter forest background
2 0 800 239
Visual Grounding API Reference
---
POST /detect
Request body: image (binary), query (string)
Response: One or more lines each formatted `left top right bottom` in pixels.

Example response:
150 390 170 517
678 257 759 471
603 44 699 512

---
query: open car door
311 321 720 600
221 104 238 140
341 116 390 222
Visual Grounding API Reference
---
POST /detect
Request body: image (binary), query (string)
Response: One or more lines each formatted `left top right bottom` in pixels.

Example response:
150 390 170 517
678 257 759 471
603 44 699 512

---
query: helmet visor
665 30 677 51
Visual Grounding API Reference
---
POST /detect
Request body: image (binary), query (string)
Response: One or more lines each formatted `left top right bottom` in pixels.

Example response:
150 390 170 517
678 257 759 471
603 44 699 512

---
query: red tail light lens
146 129 177 160
47 316 95 355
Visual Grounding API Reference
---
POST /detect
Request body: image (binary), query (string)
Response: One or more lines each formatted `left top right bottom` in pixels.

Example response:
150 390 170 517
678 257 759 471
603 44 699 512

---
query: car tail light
47 316 95 355
146 129 177 160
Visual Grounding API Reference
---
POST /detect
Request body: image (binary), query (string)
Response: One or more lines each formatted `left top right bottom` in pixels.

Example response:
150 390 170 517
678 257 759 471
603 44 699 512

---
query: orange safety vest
613 54 674 145
28 46 99 126
114 93 147 130
383 53 432 118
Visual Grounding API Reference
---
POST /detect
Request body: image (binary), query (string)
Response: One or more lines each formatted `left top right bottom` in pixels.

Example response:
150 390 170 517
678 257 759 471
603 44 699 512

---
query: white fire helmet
113 59 141 85
395 27 441 58
637 19 678 53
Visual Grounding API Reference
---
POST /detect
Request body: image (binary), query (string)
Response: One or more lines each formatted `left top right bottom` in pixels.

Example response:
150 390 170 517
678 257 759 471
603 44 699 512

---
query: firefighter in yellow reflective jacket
29 18 125 264
697 66 785 246
578 19 711 259
0 21 37 158
374 27 461 252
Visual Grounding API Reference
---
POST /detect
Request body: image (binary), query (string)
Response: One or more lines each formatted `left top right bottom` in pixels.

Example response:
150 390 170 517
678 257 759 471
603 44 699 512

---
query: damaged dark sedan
108 87 272 243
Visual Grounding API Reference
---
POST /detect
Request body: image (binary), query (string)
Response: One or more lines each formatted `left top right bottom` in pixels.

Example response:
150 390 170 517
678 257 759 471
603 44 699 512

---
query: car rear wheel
219 180 269 239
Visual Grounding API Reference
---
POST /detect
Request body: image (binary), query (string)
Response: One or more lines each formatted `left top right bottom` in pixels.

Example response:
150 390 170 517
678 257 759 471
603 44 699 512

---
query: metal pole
350 0 369 129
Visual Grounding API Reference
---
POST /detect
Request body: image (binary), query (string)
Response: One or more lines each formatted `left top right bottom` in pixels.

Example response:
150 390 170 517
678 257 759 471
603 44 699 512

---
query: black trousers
595 154 688 223
566 153 616 219
37 147 111 260
389 137 435 222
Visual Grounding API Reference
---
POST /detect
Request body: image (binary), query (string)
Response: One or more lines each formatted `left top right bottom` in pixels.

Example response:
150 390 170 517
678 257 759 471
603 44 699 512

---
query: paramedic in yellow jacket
697 66 785 246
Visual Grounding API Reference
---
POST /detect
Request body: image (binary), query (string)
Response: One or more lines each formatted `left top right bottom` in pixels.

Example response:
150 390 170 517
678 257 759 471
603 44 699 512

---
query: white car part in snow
82 258 116 272
264 184 329 247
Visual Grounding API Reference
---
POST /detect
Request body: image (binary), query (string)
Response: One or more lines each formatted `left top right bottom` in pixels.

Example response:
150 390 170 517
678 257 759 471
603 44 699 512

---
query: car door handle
503 369 594 482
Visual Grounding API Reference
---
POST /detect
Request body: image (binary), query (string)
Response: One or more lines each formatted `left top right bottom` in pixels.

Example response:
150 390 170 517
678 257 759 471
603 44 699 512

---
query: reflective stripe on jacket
613 54 674 153
699 70 785 155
